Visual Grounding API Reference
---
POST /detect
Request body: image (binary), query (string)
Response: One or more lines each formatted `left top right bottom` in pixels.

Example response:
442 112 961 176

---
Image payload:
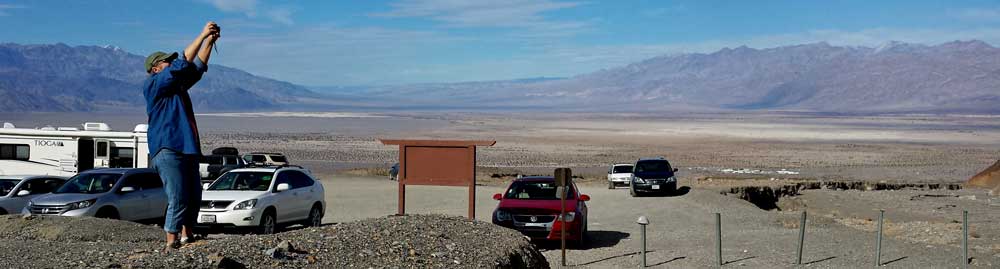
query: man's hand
186 21 218 62
199 23 221 64
201 21 219 38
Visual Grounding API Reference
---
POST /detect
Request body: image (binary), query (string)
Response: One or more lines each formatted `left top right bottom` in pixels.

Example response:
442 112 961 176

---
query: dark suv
629 158 679 197
200 155 247 184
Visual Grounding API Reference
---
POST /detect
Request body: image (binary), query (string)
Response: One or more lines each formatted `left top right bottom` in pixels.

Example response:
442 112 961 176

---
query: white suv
197 166 325 234
607 163 634 189
242 152 289 166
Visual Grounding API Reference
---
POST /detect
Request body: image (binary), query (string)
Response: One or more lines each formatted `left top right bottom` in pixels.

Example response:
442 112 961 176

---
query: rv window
96 142 108 157
109 147 135 168
0 144 29 160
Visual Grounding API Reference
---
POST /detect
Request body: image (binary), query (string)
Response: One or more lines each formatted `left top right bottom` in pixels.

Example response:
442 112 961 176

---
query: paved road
321 176 997 268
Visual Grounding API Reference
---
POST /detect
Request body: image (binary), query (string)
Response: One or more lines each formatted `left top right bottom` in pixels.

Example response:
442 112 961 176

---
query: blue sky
2 0 1000 86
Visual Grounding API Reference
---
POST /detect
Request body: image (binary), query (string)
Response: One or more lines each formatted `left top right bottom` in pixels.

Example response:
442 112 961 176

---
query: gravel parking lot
322 176 998 268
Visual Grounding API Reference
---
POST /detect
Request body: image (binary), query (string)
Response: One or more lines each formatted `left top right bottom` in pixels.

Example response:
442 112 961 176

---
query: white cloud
372 0 587 30
949 7 1000 22
211 24 466 85
201 0 294 25
0 4 26 16
264 6 294 25
204 0 258 16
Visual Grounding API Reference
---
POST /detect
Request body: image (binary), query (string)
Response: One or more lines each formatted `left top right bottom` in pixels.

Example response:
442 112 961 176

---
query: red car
491 176 590 246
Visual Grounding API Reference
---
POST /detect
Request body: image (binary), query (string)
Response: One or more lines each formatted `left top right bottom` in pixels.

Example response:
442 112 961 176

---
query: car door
272 171 296 223
573 182 588 223
7 178 51 213
115 174 147 221
288 171 316 220
138 173 167 219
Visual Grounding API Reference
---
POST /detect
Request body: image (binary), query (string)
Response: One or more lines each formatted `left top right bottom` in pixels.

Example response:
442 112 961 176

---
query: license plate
524 222 546 227
200 214 217 223
652 185 660 190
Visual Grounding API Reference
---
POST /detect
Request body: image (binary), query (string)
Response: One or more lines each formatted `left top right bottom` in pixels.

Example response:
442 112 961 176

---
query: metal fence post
637 216 649 268
716 212 722 267
875 209 884 267
963 210 969 268
797 211 807 265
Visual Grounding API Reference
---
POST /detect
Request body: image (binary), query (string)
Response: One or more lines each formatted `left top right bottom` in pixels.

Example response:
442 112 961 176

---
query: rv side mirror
16 190 30 196
119 186 136 193
203 183 211 190
276 183 290 192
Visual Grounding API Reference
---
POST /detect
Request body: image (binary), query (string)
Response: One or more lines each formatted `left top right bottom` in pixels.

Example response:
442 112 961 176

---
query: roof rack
243 163 305 169
247 152 285 155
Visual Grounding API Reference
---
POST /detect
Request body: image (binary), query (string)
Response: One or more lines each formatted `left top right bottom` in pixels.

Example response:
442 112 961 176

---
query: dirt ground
7 111 1000 267
317 175 998 268
188 112 1000 184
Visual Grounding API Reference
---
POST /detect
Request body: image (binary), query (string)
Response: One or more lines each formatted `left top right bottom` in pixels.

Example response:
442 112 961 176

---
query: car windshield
612 165 633 174
54 173 120 194
0 179 20 196
504 180 575 200
201 156 223 165
635 160 672 173
209 172 273 191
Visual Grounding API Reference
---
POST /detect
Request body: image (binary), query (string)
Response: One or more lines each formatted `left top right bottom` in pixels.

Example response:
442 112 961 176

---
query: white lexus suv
197 166 325 234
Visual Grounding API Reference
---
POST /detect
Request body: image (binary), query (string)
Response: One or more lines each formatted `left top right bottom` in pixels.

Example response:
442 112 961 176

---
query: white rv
0 122 149 176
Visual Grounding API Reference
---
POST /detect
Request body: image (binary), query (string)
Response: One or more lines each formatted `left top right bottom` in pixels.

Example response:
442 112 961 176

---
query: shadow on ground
634 186 692 197
534 230 630 250
196 223 336 236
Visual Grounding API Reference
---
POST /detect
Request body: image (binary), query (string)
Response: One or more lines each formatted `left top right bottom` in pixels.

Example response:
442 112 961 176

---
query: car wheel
258 210 277 234
0 208 7 215
576 222 588 249
95 207 120 220
303 204 323 227
629 186 637 197
608 180 614 189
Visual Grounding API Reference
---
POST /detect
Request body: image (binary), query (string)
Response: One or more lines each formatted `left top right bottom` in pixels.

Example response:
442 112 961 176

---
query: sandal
165 241 181 252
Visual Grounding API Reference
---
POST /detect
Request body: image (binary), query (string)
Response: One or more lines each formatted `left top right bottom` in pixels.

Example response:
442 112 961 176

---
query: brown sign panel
380 139 496 219
403 146 473 186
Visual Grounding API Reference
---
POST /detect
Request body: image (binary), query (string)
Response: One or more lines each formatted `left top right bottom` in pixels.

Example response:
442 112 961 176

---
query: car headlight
557 212 576 222
633 177 646 184
667 176 677 182
494 209 512 221
233 199 258 210
66 199 97 210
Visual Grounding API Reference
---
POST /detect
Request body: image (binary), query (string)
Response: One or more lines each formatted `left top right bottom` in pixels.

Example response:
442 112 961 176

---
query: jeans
151 148 201 234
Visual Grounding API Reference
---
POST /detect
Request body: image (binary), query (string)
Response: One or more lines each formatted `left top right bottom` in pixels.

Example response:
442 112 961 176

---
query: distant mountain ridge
349 40 1000 113
2 40 999 113
0 43 321 112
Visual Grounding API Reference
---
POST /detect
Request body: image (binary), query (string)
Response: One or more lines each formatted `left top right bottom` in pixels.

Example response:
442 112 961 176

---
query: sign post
380 139 496 219
554 168 572 267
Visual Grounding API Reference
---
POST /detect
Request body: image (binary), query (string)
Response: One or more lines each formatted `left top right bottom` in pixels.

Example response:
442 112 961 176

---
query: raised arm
198 31 219 65
183 22 217 62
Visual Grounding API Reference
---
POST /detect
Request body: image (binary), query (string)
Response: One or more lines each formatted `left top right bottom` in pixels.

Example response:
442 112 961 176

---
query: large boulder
129 214 550 268
967 160 1000 195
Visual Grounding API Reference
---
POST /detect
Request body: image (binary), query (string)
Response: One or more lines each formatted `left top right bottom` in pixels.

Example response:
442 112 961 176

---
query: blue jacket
143 55 208 156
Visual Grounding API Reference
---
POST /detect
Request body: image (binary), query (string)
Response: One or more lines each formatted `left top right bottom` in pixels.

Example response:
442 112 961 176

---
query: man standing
144 21 220 250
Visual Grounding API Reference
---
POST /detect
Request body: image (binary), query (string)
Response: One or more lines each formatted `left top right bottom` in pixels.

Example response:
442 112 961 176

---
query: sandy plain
5 111 999 267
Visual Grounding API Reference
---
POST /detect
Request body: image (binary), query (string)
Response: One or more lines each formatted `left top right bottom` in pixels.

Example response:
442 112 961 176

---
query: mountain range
2 41 999 113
